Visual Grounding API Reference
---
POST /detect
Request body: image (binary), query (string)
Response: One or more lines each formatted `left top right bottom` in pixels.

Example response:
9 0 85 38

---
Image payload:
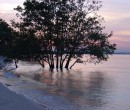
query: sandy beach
0 83 46 110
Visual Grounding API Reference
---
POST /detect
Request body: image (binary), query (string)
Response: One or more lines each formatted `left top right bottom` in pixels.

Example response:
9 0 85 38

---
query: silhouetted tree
12 0 116 70
0 18 20 68
0 18 12 56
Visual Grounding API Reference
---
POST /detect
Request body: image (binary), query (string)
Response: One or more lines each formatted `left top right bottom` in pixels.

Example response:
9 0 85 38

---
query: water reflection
86 72 107 108
33 70 110 109
2 55 130 110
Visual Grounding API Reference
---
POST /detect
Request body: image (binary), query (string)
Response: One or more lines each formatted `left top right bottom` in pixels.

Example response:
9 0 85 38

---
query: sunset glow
0 0 130 52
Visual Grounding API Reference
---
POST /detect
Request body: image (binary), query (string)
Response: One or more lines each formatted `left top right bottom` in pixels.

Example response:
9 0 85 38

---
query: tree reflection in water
33 70 110 109
86 72 108 108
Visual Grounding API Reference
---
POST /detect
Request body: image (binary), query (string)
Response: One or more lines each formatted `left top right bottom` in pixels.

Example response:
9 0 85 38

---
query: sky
0 0 130 53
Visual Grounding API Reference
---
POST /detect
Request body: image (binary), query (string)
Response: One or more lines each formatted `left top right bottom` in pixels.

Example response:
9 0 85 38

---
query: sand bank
0 84 46 110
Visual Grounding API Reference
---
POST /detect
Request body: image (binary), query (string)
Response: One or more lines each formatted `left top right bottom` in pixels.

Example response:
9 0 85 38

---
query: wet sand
0 83 46 110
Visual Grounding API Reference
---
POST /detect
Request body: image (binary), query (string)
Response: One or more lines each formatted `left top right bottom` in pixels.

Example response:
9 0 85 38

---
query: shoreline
0 83 47 110
0 69 80 110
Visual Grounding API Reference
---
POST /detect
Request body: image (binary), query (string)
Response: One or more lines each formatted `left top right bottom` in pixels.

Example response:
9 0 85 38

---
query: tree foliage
0 18 13 57
0 18 19 67
11 0 116 70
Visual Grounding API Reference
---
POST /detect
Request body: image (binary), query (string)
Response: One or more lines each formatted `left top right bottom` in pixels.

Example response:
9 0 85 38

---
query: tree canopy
8 0 116 70
0 18 13 57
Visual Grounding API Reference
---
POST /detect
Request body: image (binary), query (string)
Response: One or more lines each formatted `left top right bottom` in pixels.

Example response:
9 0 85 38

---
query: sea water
0 55 130 110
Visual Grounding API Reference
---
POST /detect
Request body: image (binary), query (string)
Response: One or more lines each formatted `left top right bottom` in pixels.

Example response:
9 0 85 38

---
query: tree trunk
60 54 68 70
50 54 54 70
65 55 72 69
39 60 45 68
14 59 18 68
70 59 78 69
56 55 59 69
60 54 63 70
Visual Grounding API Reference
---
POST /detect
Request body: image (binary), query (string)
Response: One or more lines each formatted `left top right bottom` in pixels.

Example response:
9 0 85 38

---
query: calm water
0 55 130 110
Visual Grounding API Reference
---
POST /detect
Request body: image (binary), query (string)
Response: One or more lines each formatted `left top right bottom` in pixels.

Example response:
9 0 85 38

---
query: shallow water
0 55 130 110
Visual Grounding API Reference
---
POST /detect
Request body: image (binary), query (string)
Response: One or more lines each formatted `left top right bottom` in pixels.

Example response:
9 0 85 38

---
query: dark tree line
0 19 12 57
0 0 116 70
0 18 19 67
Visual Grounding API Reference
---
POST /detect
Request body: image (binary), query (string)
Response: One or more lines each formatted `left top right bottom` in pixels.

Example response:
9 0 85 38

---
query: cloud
0 12 17 23
115 31 130 36
104 17 130 32
110 35 130 43
98 0 130 45
0 0 24 5
0 0 24 13
0 0 23 23
100 0 130 17
110 35 130 52
99 0 130 26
